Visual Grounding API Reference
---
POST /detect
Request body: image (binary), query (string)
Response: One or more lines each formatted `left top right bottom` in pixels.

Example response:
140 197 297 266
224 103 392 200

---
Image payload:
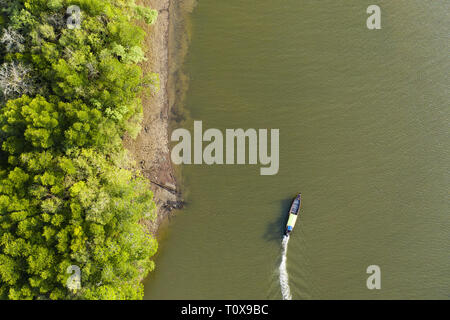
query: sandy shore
124 0 182 235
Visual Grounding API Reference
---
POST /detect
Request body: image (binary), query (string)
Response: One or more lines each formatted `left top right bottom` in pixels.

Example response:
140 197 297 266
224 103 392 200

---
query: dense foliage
0 0 159 299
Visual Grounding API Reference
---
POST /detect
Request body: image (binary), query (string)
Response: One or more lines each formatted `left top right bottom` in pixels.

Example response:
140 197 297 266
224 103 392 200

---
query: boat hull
285 193 301 235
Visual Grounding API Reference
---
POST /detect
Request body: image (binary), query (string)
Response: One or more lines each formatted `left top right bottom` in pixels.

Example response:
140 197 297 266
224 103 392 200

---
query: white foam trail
279 235 292 300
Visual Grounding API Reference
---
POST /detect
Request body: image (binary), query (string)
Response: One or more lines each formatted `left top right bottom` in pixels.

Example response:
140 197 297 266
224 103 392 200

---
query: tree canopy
0 0 159 299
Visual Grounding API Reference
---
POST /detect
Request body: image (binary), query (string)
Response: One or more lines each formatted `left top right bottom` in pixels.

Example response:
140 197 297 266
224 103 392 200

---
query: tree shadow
263 197 293 242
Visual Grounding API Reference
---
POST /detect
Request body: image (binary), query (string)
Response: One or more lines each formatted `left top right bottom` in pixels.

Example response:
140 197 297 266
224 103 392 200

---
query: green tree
0 0 160 300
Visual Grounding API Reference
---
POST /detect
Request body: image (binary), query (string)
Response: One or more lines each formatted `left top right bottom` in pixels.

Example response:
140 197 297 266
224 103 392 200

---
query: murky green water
144 0 449 299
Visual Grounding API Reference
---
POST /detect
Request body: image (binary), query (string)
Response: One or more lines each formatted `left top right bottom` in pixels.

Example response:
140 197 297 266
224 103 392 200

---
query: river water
144 0 449 299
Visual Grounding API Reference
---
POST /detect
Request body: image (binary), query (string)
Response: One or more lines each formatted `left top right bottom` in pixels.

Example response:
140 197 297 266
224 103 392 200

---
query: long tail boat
285 193 301 236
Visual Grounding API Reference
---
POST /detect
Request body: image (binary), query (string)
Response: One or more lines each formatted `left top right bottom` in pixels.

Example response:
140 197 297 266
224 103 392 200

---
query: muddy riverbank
124 0 191 235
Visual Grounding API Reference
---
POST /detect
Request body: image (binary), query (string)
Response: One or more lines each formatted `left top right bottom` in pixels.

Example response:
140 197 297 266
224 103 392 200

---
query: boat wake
279 235 292 300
